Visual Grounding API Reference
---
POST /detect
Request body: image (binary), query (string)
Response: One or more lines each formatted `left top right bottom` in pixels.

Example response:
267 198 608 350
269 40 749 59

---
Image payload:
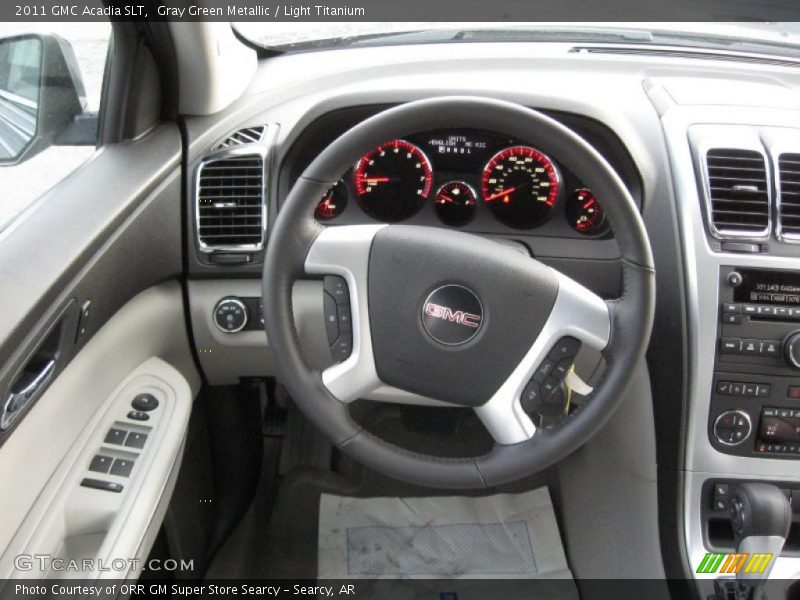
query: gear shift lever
728 483 792 600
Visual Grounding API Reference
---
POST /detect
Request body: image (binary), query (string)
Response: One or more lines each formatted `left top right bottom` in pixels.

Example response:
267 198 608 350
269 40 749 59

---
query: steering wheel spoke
476 270 611 445
305 224 387 403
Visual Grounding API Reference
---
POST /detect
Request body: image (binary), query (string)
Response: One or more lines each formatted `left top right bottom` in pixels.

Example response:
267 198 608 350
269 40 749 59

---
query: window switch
104 428 127 445
88 454 113 474
110 458 134 478
80 478 123 493
124 432 147 449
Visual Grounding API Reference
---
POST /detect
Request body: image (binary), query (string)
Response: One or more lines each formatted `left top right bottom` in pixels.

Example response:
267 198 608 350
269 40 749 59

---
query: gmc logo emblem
424 302 482 329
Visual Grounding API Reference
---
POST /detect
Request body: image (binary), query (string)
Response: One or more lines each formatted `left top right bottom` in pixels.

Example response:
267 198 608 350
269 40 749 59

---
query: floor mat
318 487 573 583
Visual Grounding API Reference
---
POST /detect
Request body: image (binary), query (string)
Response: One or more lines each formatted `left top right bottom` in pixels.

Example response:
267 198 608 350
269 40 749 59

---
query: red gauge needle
361 176 391 184
437 195 455 204
484 187 516 202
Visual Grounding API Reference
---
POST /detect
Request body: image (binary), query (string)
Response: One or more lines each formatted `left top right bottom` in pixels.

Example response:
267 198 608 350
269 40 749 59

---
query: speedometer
480 146 560 229
353 140 433 222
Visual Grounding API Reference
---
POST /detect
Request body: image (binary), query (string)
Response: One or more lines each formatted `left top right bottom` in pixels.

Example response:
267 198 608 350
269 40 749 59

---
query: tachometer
480 145 560 229
566 188 608 235
353 140 433 222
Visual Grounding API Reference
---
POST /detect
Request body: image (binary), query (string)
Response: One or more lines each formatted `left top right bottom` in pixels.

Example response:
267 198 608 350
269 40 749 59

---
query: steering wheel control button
127 410 150 421
521 381 542 413
124 432 148 449
104 428 127 445
331 334 353 362
548 336 581 361
88 454 113 474
131 393 159 412
324 276 350 304
213 297 249 333
323 277 353 362
110 458 135 478
80 478 123 493
323 292 340 346
421 285 483 346
713 410 752 446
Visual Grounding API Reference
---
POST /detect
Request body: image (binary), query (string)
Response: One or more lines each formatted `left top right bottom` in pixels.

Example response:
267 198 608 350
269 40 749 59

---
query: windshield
235 22 800 57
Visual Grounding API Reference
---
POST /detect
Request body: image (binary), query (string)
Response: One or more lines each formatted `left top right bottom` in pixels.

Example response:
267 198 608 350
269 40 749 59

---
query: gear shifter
719 483 792 600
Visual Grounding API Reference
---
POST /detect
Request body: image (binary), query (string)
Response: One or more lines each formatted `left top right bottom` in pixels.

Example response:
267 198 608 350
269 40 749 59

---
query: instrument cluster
313 129 609 237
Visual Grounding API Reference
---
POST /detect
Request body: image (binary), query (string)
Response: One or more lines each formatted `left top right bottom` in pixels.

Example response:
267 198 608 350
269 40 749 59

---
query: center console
711 267 800 459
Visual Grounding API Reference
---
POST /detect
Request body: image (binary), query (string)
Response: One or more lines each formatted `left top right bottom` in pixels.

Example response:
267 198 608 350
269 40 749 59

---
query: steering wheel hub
421 284 483 345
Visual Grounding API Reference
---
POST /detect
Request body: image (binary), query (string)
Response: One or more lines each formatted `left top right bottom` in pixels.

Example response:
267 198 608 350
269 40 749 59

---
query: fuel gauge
315 180 348 221
434 181 477 227
566 188 608 236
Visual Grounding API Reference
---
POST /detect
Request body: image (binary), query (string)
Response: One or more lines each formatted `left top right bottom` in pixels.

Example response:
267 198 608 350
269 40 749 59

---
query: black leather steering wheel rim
263 96 655 489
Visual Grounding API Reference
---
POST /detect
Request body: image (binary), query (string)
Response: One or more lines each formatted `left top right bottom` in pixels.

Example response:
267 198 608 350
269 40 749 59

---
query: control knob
213 297 249 333
783 330 800 369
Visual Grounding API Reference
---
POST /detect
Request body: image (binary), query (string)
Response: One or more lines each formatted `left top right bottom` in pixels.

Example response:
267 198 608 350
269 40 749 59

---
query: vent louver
778 153 800 241
704 148 770 238
212 126 267 150
196 151 266 251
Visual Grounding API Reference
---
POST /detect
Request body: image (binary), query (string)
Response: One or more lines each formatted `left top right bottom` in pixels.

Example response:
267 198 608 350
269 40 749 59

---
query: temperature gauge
315 180 348 221
434 181 477 227
566 188 608 235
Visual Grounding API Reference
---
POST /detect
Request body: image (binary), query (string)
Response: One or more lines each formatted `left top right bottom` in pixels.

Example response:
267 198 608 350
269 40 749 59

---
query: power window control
110 458 134 478
88 454 113 474
124 432 147 449
80 478 123 493
104 428 127 445
127 410 150 422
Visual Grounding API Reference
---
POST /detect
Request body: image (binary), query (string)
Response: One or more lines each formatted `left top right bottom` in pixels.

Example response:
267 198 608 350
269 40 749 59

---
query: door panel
0 282 199 577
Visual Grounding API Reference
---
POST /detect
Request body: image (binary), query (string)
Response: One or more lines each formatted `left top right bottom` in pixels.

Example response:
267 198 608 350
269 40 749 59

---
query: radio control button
756 384 771 398
722 313 743 325
716 381 732 395
743 383 758 397
743 305 758 315
757 305 777 317
742 339 760 355
791 308 800 319
722 303 741 314
731 382 744 396
777 307 791 319
760 340 781 357
720 338 742 354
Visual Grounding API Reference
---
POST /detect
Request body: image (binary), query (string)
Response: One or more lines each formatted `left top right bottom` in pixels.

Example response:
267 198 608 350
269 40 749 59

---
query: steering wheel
263 97 654 489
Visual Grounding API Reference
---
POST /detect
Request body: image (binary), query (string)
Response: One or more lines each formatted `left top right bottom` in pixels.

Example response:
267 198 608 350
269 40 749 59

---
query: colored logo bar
696 552 774 574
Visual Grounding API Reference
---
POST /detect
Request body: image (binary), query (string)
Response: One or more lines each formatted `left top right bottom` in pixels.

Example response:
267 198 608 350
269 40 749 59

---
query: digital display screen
760 410 800 444
733 268 800 306
409 130 512 173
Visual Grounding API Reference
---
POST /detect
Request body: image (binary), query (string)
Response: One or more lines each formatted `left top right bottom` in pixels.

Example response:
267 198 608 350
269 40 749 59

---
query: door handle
1 359 56 430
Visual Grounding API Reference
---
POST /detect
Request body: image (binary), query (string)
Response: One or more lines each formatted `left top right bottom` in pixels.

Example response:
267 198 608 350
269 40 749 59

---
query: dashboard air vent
196 151 266 251
703 148 770 238
213 126 267 151
778 154 800 241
